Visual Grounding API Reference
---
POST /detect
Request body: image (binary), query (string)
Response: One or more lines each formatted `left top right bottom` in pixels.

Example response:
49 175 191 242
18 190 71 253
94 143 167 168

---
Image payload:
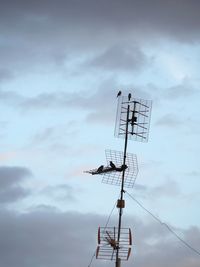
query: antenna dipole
85 91 152 267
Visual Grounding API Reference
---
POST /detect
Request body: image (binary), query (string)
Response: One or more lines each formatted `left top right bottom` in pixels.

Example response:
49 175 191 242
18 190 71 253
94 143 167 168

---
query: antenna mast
85 92 152 267
115 101 130 267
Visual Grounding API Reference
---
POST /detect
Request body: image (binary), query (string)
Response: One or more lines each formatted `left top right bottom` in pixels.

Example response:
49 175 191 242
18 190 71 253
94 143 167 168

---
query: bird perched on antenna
117 91 121 98
128 93 131 101
110 161 116 169
97 165 104 173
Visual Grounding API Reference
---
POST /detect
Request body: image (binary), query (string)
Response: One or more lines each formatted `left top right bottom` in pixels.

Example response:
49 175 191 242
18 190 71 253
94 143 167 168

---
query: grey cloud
18 78 120 113
155 112 198 131
144 81 199 108
150 179 180 198
86 45 148 72
0 80 151 126
0 90 71 110
0 208 102 267
185 171 200 178
19 91 92 111
1 0 200 43
27 122 79 153
0 89 23 105
165 83 198 100
185 226 200 250
81 80 153 125
0 207 199 267
130 218 200 267
41 184 76 202
134 183 148 192
0 68 14 82
0 166 32 203
0 186 29 204
0 87 91 111
0 0 200 75
0 166 31 188
31 127 55 144
155 113 183 127
133 179 181 200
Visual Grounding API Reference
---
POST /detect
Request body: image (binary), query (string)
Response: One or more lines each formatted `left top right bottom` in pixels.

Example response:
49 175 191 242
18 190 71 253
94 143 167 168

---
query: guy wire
125 190 200 257
87 195 119 267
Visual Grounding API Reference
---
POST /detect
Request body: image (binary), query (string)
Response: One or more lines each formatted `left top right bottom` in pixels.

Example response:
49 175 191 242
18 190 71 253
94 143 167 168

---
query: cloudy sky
0 0 200 266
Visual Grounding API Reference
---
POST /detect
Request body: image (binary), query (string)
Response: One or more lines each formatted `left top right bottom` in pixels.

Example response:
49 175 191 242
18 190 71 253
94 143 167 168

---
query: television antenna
85 92 152 267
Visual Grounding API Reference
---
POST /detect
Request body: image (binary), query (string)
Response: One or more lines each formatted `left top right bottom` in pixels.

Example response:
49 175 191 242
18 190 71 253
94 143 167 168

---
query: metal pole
116 102 130 267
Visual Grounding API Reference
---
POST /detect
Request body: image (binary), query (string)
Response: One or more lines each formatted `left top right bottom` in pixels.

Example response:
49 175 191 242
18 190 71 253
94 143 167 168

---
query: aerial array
85 91 152 267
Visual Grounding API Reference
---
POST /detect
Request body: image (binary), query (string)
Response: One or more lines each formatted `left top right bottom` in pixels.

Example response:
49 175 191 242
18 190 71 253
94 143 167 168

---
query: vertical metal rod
116 101 130 267
131 101 137 134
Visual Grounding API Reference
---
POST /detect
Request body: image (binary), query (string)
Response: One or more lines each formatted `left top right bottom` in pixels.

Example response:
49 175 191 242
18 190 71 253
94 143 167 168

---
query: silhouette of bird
128 93 131 101
117 91 121 98
110 161 116 169
97 165 104 172
122 164 128 170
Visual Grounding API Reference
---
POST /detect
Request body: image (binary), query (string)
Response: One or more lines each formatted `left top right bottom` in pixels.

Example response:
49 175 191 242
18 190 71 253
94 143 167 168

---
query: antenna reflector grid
115 95 152 142
101 149 138 188
96 227 132 261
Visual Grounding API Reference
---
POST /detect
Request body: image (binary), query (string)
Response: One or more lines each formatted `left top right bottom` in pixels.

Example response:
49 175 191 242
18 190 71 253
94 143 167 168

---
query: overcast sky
0 1 200 267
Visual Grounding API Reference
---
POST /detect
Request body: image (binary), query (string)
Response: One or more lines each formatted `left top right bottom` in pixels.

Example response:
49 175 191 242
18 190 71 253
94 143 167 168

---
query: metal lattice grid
115 95 152 142
101 149 138 188
96 227 132 261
